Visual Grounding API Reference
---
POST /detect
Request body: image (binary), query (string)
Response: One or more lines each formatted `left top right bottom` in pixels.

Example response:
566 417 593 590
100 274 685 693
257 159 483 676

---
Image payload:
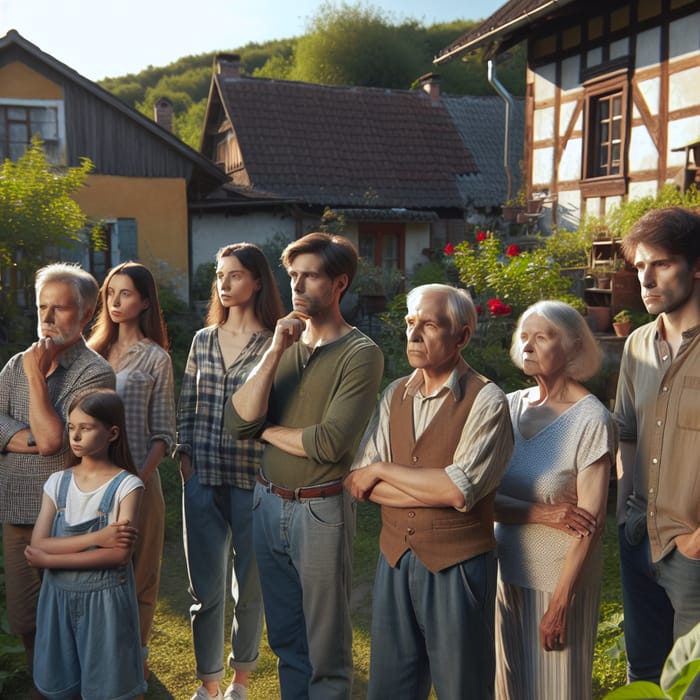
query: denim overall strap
56 468 74 510
51 469 74 537
97 470 130 521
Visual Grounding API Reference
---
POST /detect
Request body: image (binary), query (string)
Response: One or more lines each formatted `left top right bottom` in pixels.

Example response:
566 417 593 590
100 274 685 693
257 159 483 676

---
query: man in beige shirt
614 207 700 684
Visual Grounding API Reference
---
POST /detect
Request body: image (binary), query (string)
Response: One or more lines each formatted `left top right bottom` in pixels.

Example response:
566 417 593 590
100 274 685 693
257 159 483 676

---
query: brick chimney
153 97 174 132
418 73 441 105
215 53 241 78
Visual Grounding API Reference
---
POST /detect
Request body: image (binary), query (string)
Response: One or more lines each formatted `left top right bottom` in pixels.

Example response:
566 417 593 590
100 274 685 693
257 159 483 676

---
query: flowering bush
452 232 581 319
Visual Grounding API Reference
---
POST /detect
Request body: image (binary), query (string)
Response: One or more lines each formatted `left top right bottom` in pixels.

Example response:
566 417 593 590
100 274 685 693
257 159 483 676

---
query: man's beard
37 323 80 346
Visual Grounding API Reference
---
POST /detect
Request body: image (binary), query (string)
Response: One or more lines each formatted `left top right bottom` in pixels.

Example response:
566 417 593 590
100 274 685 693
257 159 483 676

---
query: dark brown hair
621 207 700 266
281 232 358 298
89 262 169 357
205 243 284 331
67 389 138 475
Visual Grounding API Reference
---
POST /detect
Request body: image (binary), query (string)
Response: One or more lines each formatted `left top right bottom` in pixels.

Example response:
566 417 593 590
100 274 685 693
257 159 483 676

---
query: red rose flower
505 244 520 257
487 298 511 316
444 242 455 255
476 231 486 242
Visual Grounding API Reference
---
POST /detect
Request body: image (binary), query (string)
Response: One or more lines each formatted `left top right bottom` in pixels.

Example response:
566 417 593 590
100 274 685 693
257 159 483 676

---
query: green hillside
97 7 526 150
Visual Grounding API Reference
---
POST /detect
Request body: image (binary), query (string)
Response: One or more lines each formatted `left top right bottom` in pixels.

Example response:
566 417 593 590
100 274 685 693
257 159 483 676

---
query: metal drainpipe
488 58 514 204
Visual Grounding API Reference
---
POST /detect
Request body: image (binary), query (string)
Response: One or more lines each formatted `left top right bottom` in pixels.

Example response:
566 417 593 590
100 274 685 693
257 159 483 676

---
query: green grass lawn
1 461 626 699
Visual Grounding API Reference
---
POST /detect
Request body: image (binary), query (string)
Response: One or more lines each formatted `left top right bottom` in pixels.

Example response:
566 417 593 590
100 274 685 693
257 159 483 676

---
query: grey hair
406 284 477 334
510 300 601 381
35 263 100 318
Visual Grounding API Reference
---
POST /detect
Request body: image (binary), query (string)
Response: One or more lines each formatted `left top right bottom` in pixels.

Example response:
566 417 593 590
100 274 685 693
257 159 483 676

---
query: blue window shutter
117 219 138 261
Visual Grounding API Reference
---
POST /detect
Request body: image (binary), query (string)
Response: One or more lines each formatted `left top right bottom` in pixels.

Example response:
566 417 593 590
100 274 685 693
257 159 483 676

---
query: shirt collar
654 315 700 338
402 357 470 401
57 336 88 369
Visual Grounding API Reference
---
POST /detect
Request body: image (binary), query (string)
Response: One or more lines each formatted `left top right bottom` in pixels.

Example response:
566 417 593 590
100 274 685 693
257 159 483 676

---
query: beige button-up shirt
614 317 700 562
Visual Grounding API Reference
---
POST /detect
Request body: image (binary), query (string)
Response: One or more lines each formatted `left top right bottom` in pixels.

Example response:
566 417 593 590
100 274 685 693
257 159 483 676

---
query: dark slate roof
435 0 577 62
214 75 477 209
443 95 525 209
0 30 227 194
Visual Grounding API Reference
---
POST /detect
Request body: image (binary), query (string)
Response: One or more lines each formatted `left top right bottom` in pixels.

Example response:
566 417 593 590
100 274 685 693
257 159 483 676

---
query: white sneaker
190 685 223 700
224 683 248 700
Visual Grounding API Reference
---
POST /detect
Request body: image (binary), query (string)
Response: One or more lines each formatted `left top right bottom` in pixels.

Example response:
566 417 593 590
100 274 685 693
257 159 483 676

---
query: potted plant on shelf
502 189 526 222
613 309 633 337
594 261 622 289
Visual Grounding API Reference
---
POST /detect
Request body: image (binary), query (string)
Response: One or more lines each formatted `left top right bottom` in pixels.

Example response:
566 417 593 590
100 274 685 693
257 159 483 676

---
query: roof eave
434 0 576 64
0 29 228 186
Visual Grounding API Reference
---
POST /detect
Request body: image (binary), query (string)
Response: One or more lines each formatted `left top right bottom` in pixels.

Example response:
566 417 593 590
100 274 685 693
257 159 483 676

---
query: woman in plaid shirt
176 243 284 700
88 261 176 679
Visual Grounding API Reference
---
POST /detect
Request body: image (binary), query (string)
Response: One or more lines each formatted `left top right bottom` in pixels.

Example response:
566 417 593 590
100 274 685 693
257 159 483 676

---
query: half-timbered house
436 0 700 227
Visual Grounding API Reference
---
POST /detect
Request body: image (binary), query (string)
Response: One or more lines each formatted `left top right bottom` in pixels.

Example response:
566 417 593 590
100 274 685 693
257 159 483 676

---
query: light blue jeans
619 526 700 683
367 549 497 700
183 473 263 680
252 482 355 700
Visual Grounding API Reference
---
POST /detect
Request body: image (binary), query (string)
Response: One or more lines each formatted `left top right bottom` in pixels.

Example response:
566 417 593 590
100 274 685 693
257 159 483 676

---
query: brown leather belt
256 472 343 501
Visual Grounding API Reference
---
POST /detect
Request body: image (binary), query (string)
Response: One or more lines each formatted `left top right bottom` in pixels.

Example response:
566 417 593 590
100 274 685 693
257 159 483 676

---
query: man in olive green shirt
227 232 383 700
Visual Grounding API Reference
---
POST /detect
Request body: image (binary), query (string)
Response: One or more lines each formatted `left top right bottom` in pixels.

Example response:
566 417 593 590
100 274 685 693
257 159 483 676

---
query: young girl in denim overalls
25 388 146 700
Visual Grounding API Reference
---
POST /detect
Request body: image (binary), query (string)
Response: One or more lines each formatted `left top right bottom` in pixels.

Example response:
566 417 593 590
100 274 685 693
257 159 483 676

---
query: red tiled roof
214 75 477 209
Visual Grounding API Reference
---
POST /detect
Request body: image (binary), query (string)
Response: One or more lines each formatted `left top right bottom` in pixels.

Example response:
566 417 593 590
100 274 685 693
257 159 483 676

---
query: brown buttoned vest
380 366 497 574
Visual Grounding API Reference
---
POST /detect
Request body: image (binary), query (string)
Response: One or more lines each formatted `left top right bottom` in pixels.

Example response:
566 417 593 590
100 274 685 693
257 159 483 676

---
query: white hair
406 284 477 334
510 300 601 381
35 262 99 318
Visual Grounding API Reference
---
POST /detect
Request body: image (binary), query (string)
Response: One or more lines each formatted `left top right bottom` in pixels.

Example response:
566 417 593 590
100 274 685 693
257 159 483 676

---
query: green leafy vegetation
0 137 97 346
97 2 526 149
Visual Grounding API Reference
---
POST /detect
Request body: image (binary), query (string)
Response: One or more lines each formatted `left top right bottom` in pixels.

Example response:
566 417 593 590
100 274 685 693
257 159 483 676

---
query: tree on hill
97 2 526 149
291 2 423 88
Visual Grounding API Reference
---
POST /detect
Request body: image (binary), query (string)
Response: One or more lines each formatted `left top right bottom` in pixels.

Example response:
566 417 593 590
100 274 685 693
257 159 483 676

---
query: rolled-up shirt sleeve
445 383 514 512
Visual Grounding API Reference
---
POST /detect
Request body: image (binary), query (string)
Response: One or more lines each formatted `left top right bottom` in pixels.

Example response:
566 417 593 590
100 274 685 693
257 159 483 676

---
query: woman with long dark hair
88 261 175 678
177 243 283 700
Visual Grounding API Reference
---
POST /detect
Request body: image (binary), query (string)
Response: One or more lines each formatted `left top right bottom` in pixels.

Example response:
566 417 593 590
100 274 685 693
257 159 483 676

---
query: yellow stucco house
0 29 227 298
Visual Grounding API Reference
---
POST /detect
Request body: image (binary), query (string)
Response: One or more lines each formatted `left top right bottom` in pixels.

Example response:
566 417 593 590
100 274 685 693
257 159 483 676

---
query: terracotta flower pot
613 321 632 337
586 306 612 333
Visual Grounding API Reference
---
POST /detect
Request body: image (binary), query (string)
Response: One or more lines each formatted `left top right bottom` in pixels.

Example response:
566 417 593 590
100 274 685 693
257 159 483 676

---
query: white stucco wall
636 27 661 69
559 136 583 182
532 146 554 185
628 126 659 171
669 66 700 111
190 211 297 274
670 12 700 60
533 63 557 102
637 77 660 115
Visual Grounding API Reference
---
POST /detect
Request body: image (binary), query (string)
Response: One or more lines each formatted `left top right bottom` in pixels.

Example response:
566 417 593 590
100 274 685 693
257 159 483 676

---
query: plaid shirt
114 338 175 471
176 326 271 488
0 338 115 524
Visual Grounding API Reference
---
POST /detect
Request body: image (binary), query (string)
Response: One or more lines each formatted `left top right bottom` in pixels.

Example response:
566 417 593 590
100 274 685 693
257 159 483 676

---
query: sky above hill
0 0 505 81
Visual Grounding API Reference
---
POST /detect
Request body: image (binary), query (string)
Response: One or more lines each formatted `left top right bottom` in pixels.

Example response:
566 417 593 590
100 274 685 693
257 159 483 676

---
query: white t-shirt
43 469 143 525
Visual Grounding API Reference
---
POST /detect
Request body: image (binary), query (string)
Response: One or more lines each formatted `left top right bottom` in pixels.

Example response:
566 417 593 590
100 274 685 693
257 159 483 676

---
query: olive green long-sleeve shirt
226 327 383 489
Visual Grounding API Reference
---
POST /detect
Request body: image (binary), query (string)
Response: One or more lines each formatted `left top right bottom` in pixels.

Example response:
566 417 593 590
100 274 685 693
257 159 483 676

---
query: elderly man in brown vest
345 283 513 700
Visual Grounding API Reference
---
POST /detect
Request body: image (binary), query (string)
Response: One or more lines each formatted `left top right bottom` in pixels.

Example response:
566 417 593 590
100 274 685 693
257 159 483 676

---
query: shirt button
649 511 655 518
662 386 669 392
649 487 655 494
652 458 658 464
656 420 663 427
407 527 415 535
412 456 418 463
408 511 415 518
